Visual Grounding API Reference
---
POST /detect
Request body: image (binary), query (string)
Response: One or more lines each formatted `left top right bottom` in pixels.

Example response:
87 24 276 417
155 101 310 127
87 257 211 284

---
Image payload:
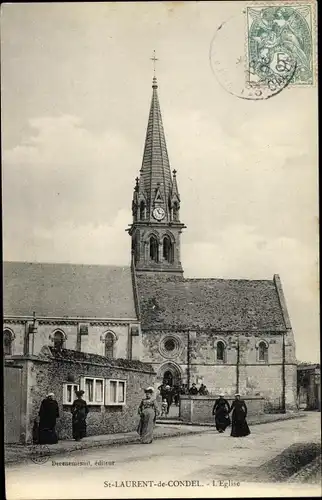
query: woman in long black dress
212 393 231 432
230 394 251 437
38 393 60 444
71 390 89 441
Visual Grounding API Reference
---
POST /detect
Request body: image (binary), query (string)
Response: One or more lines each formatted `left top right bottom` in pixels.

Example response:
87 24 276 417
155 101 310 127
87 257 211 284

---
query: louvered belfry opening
149 236 159 262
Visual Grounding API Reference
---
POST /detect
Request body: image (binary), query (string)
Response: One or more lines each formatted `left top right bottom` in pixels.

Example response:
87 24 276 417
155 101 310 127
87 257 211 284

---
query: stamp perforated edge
244 0 318 87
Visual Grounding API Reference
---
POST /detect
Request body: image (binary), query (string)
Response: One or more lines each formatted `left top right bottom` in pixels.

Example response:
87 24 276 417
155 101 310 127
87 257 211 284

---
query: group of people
35 390 89 445
157 382 210 416
36 385 250 447
137 387 250 444
157 383 181 415
188 383 209 395
212 393 250 437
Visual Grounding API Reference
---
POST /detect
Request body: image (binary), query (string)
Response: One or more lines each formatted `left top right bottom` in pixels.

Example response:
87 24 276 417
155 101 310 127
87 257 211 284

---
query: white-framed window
63 383 79 405
80 377 105 405
105 379 127 406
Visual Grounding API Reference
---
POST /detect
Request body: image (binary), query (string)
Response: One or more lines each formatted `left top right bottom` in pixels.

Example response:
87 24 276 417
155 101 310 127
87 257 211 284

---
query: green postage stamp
246 2 316 87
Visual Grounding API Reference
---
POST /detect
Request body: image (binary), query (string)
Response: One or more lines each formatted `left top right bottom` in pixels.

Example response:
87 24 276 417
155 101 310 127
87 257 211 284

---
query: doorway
163 371 173 387
4 365 22 443
158 363 182 420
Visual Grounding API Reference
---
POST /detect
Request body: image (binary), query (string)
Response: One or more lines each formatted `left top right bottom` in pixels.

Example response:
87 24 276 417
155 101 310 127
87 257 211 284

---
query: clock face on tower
153 207 165 221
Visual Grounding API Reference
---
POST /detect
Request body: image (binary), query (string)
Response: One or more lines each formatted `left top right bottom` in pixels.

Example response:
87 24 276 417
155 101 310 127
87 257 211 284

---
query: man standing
164 385 173 414
189 383 199 395
173 384 180 406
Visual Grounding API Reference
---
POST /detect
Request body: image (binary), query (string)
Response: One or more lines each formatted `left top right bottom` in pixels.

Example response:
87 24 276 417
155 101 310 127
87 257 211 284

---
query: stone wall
36 359 154 440
5 352 155 443
180 396 265 424
141 330 297 409
4 320 141 360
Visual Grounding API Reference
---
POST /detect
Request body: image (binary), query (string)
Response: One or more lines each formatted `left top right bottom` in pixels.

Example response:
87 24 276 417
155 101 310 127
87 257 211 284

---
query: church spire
138 72 173 222
128 58 186 276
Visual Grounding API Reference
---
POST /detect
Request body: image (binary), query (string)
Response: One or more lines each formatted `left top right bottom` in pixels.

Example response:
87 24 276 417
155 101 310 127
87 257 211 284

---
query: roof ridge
3 261 131 269
184 277 273 283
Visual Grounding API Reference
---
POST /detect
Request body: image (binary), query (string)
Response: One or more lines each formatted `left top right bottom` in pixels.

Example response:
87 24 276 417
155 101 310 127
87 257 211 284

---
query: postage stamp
246 3 316 87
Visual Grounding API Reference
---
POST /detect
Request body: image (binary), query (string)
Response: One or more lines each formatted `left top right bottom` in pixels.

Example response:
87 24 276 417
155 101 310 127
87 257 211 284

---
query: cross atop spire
150 50 158 76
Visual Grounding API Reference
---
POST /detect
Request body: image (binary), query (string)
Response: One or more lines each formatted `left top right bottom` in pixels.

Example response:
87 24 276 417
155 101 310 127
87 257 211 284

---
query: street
6 413 321 499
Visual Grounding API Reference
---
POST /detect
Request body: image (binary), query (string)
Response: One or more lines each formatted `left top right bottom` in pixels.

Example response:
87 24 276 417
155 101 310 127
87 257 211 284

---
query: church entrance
158 363 182 420
160 366 181 388
163 370 174 387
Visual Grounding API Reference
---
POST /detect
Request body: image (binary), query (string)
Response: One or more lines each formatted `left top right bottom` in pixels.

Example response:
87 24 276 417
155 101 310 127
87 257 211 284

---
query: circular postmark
29 444 50 464
209 8 297 100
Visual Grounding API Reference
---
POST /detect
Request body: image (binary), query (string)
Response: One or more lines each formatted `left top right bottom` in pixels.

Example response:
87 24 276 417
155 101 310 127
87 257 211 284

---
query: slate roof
140 77 173 213
3 262 137 319
136 275 286 332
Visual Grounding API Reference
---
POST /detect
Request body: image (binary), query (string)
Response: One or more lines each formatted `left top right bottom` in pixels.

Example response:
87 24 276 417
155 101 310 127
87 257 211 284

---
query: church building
129 75 297 408
4 74 297 444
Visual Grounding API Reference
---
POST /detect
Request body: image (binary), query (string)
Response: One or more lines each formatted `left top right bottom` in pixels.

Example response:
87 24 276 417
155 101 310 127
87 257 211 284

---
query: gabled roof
136 274 287 331
3 261 137 319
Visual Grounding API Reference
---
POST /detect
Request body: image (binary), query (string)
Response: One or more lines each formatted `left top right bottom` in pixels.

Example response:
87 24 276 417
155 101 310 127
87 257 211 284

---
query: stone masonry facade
6 348 155 443
141 329 297 409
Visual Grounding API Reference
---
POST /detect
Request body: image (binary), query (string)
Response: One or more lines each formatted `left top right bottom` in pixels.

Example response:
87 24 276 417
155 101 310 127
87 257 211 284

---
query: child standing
161 399 168 417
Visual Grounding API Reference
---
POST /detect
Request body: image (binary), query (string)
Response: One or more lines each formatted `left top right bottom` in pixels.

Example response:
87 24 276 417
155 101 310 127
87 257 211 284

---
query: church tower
128 74 185 275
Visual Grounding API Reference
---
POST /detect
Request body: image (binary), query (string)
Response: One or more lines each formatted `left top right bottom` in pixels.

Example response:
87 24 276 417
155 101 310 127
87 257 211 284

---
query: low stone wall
180 395 265 424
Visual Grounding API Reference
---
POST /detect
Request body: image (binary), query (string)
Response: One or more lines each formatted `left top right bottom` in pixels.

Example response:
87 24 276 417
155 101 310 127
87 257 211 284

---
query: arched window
216 341 226 362
163 236 173 263
149 236 159 262
53 330 65 350
3 329 13 356
105 332 115 358
139 201 146 220
258 341 268 362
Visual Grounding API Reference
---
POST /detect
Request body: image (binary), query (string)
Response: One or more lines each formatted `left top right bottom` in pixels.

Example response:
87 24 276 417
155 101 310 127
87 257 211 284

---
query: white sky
1 2 319 362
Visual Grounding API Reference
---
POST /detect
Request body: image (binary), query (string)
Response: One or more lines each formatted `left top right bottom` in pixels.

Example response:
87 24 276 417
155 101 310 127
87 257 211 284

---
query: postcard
2 1 320 499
